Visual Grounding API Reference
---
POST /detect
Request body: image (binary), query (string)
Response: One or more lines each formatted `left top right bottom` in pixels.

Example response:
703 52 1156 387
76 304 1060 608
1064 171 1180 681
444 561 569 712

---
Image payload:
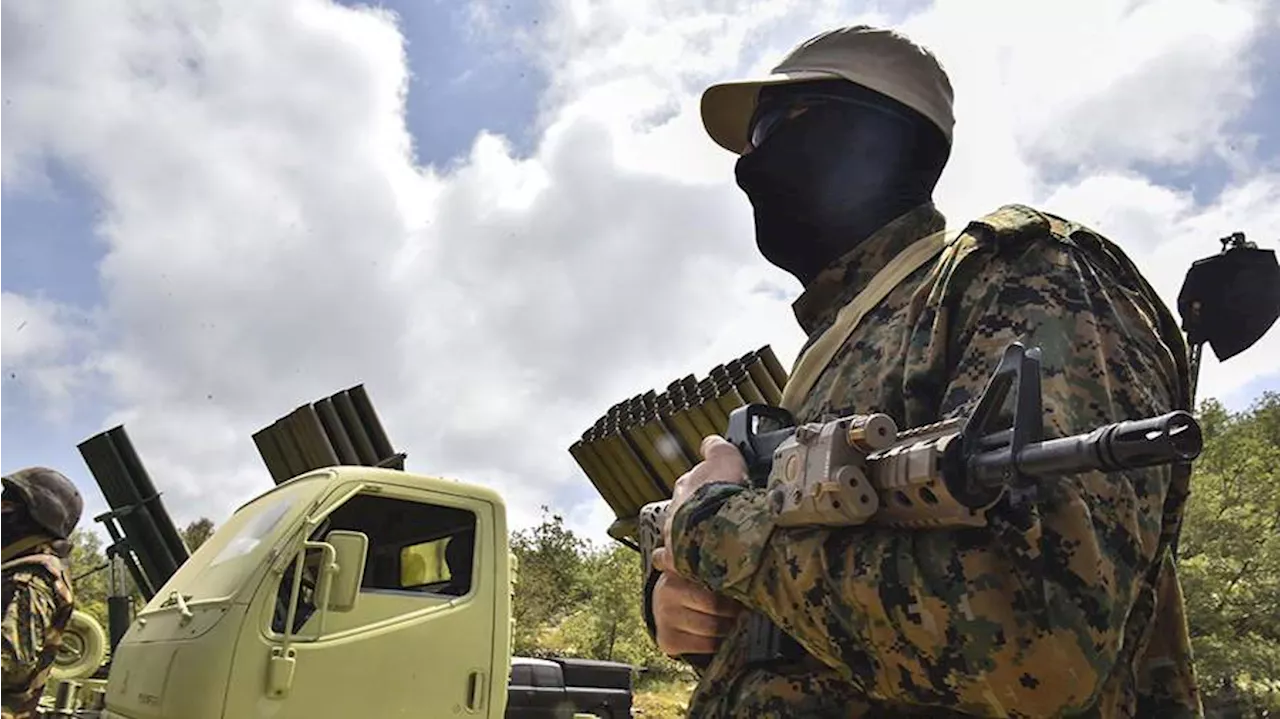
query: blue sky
3 0 1278 545
363 0 548 165
2 0 556 529
4 168 113 502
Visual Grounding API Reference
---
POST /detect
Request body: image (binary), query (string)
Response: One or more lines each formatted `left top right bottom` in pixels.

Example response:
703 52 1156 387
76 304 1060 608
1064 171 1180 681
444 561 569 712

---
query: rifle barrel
968 411 1202 484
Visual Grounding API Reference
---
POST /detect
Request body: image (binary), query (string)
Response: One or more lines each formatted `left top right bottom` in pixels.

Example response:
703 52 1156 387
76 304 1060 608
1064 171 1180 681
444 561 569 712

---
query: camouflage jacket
666 203 1203 718
2 540 76 719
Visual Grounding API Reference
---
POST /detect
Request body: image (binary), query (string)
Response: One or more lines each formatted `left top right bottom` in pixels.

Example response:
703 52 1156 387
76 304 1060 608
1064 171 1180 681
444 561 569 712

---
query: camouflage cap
700 25 955 154
2 467 84 540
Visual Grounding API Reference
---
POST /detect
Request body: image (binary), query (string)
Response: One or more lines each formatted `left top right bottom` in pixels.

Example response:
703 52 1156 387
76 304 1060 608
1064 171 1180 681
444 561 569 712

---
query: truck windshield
144 477 326 608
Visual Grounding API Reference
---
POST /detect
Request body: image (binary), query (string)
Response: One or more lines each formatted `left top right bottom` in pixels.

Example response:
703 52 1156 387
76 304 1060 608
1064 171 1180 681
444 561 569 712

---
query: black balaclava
734 78 951 286
1 497 41 548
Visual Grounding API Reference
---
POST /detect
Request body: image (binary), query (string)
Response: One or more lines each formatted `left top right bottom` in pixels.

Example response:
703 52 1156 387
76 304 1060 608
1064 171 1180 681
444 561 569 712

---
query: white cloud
1 292 98 421
2 0 1277 544
910 0 1264 171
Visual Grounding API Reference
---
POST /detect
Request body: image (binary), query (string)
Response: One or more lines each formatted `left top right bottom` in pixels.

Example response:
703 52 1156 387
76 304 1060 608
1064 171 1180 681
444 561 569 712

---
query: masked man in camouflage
3 468 82 719
646 26 1202 718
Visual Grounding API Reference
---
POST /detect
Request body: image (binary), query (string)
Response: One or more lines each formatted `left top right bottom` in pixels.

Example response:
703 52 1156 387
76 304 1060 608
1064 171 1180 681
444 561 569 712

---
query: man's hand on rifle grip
651 547 745 657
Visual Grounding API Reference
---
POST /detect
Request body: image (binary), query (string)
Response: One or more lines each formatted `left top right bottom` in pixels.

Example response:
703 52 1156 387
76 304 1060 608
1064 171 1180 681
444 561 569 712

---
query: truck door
226 484 501 718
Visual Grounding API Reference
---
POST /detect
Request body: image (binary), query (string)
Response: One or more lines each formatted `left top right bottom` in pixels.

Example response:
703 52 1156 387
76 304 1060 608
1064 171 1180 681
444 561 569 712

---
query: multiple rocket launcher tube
568 346 790 543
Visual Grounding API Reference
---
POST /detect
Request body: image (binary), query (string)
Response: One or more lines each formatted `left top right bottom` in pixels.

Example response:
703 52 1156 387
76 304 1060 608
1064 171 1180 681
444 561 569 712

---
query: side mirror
325 530 368 612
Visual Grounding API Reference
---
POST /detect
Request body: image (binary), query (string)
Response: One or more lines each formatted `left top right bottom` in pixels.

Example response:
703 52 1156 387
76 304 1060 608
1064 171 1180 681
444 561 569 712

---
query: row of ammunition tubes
569 346 790 540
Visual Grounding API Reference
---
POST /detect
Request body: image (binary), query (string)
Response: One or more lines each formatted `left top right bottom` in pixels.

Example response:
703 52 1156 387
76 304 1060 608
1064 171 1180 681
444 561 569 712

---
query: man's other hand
651 546 743 657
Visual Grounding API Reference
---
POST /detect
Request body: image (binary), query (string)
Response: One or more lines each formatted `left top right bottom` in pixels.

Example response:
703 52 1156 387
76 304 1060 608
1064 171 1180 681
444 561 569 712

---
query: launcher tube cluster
568 346 789 543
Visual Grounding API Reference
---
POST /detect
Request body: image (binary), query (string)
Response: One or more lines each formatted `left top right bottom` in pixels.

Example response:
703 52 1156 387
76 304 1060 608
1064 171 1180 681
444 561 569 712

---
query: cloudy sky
3 0 1278 549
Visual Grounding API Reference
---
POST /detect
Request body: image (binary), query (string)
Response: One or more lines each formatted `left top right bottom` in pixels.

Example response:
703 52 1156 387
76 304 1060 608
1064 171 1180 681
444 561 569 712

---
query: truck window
510 665 532 687
272 491 477 634
143 478 319 610
399 537 452 587
531 664 563 688
208 500 292 570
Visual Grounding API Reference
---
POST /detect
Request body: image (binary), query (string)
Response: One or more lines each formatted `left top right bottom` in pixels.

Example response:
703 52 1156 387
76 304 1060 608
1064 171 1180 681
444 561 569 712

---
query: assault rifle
637 341 1204 668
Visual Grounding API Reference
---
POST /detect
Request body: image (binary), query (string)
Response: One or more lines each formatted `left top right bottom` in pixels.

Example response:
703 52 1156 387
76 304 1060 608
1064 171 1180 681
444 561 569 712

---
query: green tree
546 543 682 674
1181 392 1280 715
580 545 641 661
181 517 216 552
509 507 592 656
66 529 111 629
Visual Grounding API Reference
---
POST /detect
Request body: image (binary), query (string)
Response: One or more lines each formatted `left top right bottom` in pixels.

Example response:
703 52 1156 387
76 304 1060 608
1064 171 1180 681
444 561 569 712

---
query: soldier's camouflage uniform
2 541 75 719
667 203 1203 718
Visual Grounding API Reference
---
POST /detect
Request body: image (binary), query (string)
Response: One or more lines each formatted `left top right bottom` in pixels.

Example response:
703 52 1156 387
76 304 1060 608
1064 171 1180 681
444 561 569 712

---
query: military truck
44 388 631 719
56 465 509 716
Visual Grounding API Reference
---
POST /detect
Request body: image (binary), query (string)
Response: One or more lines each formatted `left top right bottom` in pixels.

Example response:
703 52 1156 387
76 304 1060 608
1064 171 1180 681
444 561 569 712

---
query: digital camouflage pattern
2 542 75 719
667 203 1202 717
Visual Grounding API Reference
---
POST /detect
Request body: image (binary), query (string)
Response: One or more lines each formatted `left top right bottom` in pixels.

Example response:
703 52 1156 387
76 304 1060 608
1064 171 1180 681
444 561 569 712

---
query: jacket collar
791 202 947 336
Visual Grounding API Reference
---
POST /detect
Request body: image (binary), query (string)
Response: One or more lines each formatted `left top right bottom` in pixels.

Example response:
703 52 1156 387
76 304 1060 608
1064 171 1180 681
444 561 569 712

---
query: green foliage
632 676 696 719
66 529 111 629
508 508 688 679
1182 392 1280 715
575 544 653 663
541 544 673 670
181 517 216 552
509 507 592 656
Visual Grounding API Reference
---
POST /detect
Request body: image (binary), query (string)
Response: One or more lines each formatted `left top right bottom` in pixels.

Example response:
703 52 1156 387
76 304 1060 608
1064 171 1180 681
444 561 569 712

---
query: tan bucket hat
701 25 955 154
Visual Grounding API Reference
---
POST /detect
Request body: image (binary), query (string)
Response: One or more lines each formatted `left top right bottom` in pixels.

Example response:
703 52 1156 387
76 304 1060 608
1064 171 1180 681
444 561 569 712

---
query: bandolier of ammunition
568 346 789 545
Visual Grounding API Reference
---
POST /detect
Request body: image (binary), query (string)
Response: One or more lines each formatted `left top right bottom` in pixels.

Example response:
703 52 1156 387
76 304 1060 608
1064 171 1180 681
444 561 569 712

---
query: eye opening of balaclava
735 78 950 286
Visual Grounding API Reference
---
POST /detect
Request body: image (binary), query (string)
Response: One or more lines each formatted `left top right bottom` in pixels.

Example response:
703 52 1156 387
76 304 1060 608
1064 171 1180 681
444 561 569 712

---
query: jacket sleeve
666 232 1184 715
1 573 58 689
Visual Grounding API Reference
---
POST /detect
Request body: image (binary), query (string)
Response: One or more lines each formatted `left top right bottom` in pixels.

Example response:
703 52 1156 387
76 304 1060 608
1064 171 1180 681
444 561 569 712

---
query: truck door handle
466 670 486 711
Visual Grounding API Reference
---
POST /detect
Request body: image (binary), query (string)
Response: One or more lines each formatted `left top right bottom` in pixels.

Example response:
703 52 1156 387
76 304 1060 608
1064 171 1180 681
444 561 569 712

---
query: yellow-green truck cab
98 466 513 718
